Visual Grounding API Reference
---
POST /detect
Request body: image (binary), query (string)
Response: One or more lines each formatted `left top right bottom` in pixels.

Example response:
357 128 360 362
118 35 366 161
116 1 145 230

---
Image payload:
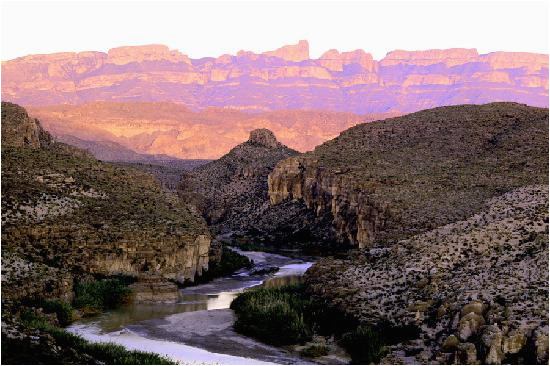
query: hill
306 185 549 364
27 102 372 159
1 102 212 307
269 102 549 248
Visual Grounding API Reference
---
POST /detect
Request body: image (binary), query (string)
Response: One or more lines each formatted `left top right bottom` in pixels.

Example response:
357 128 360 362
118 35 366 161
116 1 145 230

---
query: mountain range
2 41 548 159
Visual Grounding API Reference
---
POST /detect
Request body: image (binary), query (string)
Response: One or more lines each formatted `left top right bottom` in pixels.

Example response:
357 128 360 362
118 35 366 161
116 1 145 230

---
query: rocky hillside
269 103 548 248
179 129 335 249
305 185 549 364
3 42 547 113
179 129 294 233
1 102 212 307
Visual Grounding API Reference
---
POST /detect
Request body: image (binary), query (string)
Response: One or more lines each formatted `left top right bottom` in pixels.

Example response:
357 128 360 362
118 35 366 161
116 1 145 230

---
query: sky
1 0 549 61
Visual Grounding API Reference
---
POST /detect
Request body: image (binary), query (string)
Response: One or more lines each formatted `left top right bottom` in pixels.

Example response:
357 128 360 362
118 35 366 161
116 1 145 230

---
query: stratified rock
1 102 212 300
129 275 180 303
269 103 548 248
3 43 547 115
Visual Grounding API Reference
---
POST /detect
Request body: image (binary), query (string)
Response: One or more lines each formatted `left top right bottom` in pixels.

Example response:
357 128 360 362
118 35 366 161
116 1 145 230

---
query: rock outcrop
268 103 548 248
1 102 212 309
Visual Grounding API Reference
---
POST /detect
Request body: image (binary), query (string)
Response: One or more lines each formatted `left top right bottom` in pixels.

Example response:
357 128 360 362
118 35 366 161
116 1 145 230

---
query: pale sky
1 0 549 61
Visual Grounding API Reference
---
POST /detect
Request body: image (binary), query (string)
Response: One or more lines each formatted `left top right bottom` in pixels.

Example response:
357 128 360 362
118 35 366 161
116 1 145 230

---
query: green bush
73 279 132 311
340 325 387 364
230 284 316 345
39 299 74 326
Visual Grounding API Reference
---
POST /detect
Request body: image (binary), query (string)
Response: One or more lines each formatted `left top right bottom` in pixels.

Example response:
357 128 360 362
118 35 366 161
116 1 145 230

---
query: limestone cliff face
268 157 389 248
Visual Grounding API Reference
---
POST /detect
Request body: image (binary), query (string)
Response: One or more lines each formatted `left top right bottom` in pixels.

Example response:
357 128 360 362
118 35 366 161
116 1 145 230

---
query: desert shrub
230 284 314 345
39 299 74 326
340 325 387 364
73 279 132 311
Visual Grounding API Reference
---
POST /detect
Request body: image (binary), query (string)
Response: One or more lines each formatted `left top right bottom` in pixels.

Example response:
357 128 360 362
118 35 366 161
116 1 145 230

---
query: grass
340 325 387 364
230 285 314 345
35 299 74 326
12 310 175 364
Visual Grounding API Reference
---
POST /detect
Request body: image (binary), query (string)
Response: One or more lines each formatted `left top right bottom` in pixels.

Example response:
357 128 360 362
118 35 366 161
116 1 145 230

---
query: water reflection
261 274 303 288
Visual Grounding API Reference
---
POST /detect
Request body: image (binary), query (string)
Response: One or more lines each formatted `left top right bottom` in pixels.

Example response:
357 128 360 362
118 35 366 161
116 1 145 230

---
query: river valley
67 249 315 365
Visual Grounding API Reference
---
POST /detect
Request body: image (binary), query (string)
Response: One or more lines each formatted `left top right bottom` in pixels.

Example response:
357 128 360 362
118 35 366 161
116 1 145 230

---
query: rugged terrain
3 42 548 113
306 185 549 364
269 103 549 248
179 128 332 249
1 102 213 307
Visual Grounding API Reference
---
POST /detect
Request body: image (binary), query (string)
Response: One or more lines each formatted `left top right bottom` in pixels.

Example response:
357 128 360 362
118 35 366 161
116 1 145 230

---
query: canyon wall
2 41 548 114
268 156 389 248
268 103 549 249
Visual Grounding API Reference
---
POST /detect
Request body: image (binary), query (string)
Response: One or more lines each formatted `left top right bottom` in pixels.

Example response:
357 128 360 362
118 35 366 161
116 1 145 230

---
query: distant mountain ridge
27 102 376 159
3 41 548 113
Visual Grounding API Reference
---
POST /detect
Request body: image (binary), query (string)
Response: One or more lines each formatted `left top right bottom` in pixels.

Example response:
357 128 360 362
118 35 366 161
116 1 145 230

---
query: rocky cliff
1 102 212 307
268 103 549 248
2 42 548 113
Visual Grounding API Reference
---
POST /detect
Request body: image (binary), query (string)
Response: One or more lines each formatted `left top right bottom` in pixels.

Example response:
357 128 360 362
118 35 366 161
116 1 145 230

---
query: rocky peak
263 40 309 62
107 44 191 65
248 128 281 148
1 101 52 148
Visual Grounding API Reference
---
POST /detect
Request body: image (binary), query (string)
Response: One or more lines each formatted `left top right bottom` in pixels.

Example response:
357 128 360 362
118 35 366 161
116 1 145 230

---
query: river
66 249 314 364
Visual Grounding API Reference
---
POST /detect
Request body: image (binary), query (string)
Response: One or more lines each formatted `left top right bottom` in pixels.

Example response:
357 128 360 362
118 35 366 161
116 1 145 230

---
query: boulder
459 312 486 341
480 325 503 364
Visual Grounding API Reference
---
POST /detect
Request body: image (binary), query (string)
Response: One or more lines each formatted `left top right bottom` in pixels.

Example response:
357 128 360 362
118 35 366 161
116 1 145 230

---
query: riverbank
66 250 316 364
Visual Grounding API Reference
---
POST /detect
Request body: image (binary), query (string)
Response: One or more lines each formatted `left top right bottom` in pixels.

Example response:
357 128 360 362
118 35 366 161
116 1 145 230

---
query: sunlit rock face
2 42 547 114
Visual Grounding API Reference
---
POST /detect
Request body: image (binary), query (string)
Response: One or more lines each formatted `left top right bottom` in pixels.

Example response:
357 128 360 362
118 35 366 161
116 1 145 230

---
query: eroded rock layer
2 42 548 113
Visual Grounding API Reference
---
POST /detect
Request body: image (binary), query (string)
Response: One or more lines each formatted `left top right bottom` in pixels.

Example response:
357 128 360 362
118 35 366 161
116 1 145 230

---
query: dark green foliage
192 247 252 284
37 299 74 326
229 284 350 345
230 285 313 345
73 279 132 311
340 325 387 364
231 285 416 362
